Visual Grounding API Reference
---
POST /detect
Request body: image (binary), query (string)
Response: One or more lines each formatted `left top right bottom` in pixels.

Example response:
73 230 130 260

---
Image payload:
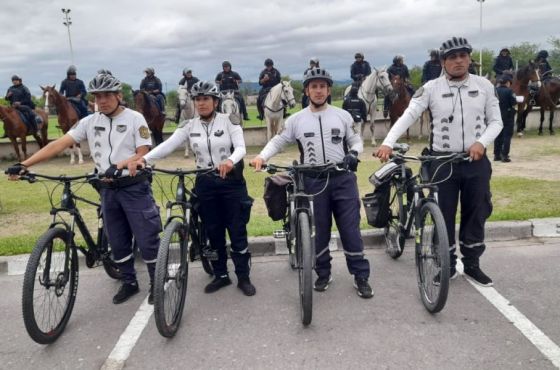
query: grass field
1 132 560 256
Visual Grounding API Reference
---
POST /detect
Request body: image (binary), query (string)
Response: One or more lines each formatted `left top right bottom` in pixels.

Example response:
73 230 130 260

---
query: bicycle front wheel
415 202 450 313
154 220 189 337
297 211 313 326
22 227 79 344
385 181 406 259
100 231 122 280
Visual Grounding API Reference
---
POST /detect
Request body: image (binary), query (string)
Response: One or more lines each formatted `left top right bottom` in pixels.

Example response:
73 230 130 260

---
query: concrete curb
0 219 557 275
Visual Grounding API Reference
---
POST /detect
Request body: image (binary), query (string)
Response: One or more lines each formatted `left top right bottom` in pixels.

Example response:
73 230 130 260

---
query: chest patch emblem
468 90 479 97
116 125 127 133
190 132 201 137
304 132 315 138
139 126 150 139
214 130 224 137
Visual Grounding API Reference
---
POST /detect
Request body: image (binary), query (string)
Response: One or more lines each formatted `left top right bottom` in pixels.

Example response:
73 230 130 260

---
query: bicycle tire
415 202 450 313
189 220 214 276
385 180 406 259
297 212 313 326
22 227 79 344
286 224 296 269
100 232 122 280
154 220 189 337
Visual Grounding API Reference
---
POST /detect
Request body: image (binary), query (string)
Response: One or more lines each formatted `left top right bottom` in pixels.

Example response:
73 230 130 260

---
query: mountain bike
13 172 122 344
151 167 215 338
261 162 345 326
365 143 469 313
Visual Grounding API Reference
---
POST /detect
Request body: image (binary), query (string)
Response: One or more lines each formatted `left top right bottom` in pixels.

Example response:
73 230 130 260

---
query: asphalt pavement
1 236 560 370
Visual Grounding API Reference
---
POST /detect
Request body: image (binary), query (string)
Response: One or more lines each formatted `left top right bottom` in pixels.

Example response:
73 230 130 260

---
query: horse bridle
265 82 294 113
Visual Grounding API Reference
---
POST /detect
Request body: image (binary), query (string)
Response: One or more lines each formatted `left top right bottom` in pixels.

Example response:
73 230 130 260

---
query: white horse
264 81 296 141
344 68 393 146
177 85 197 157
220 90 242 126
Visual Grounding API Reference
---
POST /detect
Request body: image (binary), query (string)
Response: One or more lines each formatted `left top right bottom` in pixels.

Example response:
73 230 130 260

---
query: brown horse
511 62 541 136
0 105 48 161
41 85 84 164
529 77 560 135
388 75 412 140
133 90 165 145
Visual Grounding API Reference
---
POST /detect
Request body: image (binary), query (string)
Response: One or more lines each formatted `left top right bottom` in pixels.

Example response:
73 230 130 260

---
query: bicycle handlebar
152 167 217 176
391 152 471 163
252 162 346 174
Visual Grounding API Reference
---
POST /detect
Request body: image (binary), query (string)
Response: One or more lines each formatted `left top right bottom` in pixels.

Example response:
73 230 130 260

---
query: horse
263 81 296 141
511 62 541 136
177 85 198 157
0 105 48 161
220 90 242 126
344 68 393 146
133 90 165 145
388 75 412 140
526 76 560 135
41 85 84 164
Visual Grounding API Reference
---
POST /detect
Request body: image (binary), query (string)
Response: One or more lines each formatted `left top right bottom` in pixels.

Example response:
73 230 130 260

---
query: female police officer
6 71 161 304
139 81 256 296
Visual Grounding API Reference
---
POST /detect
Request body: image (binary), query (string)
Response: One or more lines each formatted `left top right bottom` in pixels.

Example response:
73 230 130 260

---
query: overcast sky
1 0 559 96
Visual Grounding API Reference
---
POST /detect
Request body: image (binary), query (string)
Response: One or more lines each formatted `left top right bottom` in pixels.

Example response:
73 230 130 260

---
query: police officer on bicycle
376 37 503 287
138 81 256 296
251 68 373 299
6 71 162 304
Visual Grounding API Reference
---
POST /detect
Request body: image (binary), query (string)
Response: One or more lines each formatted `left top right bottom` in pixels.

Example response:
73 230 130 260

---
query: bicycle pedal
273 230 286 239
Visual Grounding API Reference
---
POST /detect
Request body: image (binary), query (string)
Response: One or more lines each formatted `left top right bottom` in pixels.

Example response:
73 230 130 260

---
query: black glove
5 163 27 176
343 151 359 172
104 165 123 179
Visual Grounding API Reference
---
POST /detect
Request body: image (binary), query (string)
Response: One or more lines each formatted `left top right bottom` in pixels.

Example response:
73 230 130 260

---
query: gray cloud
1 0 559 96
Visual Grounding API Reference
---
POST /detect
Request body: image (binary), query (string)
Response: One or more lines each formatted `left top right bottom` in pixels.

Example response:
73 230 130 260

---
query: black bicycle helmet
67 65 77 75
222 61 231 68
264 58 274 67
537 50 549 59
11 75 21 81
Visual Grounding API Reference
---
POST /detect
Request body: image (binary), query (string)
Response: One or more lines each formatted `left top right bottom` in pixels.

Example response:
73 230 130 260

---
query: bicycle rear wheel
415 202 450 313
22 227 79 344
154 220 189 337
385 181 406 259
297 212 313 326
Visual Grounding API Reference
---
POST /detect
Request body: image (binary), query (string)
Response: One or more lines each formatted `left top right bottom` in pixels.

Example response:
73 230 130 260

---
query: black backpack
263 174 292 221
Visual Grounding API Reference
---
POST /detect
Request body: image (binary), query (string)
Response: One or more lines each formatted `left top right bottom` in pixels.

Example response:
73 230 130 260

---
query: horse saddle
67 98 85 118
17 110 42 132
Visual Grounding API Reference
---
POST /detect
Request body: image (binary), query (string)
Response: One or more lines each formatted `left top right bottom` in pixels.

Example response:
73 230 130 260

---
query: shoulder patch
139 126 150 139
413 87 424 98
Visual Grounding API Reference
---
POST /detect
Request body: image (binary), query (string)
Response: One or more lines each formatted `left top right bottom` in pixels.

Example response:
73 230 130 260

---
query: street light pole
477 0 484 76
61 8 75 65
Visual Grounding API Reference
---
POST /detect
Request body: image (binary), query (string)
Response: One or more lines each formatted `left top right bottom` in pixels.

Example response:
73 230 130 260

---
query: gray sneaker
314 275 333 292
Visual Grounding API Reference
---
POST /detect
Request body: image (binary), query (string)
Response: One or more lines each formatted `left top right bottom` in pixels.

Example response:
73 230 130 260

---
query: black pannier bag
263 174 292 221
362 162 400 228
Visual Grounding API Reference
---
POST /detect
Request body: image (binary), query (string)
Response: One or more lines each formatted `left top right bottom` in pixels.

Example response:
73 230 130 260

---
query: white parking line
457 260 560 368
101 296 153 370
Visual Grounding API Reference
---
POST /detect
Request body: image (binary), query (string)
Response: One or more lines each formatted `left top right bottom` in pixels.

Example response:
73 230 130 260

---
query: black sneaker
204 276 232 293
502 157 511 163
464 266 493 287
148 285 154 305
243 116 250 121
353 277 374 299
256 114 263 121
237 276 256 296
494 156 502 162
314 275 333 292
383 111 388 119
113 282 139 304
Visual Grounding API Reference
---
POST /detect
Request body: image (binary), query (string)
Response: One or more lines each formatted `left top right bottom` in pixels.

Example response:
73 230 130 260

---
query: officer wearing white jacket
376 37 503 287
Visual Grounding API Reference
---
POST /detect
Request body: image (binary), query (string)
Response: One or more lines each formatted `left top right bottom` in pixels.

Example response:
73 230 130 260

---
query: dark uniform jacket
537 60 553 80
492 56 514 77
259 68 281 89
342 95 368 123
59 78 87 99
178 76 200 90
140 76 163 93
422 60 442 83
5 85 35 108
496 85 517 125
215 71 242 91
350 61 372 82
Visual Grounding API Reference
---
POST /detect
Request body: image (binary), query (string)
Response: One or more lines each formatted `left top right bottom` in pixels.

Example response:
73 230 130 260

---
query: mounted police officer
175 68 200 123
302 58 320 109
422 50 442 84
384 55 414 118
342 81 367 132
535 50 553 81
140 67 166 115
215 61 249 121
257 58 282 120
251 68 373 299
59 65 88 118
492 48 514 81
4 75 40 131
494 72 517 163
350 52 372 84
377 37 503 287
6 71 162 304
140 81 256 296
